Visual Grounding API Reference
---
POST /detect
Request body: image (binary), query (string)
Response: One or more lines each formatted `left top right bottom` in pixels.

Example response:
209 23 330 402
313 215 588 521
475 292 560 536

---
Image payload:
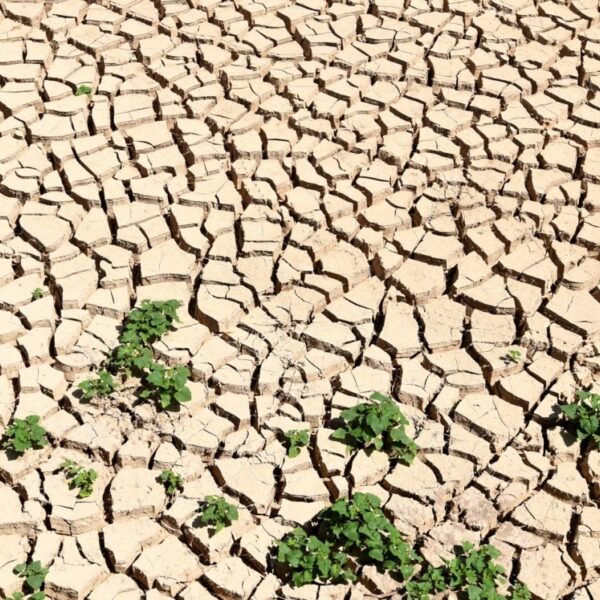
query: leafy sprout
282 429 310 458
406 542 531 600
331 392 419 464
78 370 116 401
140 363 191 410
59 459 97 498
121 299 181 346
13 560 48 599
158 469 184 496
505 349 521 364
109 341 153 378
2 416 48 455
197 496 238 535
75 84 92 96
276 528 355 587
31 288 44 301
561 390 600 445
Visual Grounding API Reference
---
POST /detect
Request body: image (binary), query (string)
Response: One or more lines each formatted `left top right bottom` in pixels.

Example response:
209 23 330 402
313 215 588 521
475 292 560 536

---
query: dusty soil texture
0 0 600 598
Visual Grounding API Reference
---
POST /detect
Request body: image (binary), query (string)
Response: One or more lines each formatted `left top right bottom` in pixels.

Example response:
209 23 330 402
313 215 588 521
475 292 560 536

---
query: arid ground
0 0 599 598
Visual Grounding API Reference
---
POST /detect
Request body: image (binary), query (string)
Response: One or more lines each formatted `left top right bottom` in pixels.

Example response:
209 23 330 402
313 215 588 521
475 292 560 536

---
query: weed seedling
31 288 44 301
197 496 238 535
332 392 419 464
159 469 184 496
505 349 521 363
282 430 310 458
13 560 48 599
59 459 97 498
75 84 92 96
320 493 418 579
121 299 181 345
276 527 355 587
406 542 530 600
561 390 600 445
140 363 191 410
78 370 116 401
109 341 153 378
2 416 48 455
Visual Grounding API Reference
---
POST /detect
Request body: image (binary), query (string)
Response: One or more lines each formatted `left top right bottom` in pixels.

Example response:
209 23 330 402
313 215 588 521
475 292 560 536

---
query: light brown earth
0 0 599 599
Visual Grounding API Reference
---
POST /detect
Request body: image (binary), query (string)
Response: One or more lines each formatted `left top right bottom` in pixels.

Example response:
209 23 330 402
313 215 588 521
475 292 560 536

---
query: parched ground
0 0 599 598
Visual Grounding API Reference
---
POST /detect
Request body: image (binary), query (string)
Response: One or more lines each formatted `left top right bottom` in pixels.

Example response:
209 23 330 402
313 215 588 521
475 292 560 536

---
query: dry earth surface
0 0 599 598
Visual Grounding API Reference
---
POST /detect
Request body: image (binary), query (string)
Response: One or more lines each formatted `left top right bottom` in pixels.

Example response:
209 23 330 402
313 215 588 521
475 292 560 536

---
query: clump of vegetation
121 299 181 345
140 364 191 410
282 430 310 458
31 288 44 301
276 527 354 587
277 493 417 586
2 416 48 455
10 560 49 600
59 460 97 499
275 494 531 599
561 390 600 445
332 392 419 464
197 496 239 535
78 299 192 411
78 370 116 401
158 469 184 496
109 341 153 378
75 84 92 96
505 349 521 364
406 542 531 600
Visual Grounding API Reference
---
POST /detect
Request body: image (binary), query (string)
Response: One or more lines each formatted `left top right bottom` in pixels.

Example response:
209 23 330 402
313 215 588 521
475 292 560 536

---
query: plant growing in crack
196 495 238 535
59 459 97 498
276 527 355 586
505 349 522 364
331 392 419 464
406 542 531 600
11 560 49 600
561 390 600 446
140 363 191 410
109 341 153 378
121 299 181 345
158 469 184 496
2 416 48 455
75 84 92 96
31 288 44 301
282 429 310 458
78 370 117 401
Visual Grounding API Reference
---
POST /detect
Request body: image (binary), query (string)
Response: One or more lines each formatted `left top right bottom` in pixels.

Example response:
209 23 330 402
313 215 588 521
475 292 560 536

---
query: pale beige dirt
0 0 599 599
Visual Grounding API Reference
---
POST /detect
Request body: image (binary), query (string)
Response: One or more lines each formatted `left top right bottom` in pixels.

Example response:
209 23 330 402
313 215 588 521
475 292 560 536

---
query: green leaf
75 84 92 96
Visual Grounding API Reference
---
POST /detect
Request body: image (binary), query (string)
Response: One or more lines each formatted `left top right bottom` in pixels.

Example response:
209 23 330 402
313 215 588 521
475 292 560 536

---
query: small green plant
332 392 419 464
140 363 191 410
276 493 418 587
75 84 92 96
505 349 521 364
78 370 116 401
12 560 48 600
276 528 355 587
59 459 97 498
158 469 184 496
406 542 531 600
109 341 153 377
121 299 181 345
197 496 238 535
31 288 44 301
320 493 418 579
561 390 600 445
282 430 310 458
2 416 48 455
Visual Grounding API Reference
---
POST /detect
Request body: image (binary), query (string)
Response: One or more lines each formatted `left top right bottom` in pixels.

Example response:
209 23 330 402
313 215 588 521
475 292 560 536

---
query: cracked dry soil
0 0 599 598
